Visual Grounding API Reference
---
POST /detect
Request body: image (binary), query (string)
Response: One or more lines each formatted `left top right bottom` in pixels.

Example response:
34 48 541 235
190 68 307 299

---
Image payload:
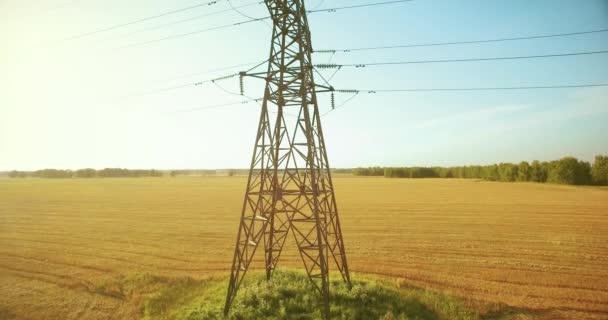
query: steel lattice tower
224 0 351 318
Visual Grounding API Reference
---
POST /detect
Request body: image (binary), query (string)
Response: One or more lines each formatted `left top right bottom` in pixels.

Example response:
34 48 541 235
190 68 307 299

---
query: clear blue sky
1 0 607 170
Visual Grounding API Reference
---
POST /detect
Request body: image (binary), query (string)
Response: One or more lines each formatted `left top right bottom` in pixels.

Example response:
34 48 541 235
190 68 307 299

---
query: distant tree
453 167 464 179
353 167 384 176
384 167 409 178
498 163 518 182
75 168 96 178
8 170 28 178
483 165 499 181
468 166 483 179
592 155 608 185
36 169 72 178
517 161 530 182
435 167 452 178
150 169 163 177
383 168 392 177
409 167 437 178
353 156 597 185
529 161 544 182
548 158 574 184
576 160 592 185
547 157 591 185
95 168 163 178
332 168 353 174
462 166 470 179
540 161 552 183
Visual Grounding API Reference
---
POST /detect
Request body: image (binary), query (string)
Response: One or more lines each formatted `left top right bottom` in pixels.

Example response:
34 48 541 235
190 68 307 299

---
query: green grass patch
139 270 479 320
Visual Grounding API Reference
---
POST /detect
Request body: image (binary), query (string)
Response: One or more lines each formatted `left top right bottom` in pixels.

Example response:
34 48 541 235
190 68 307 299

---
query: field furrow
1 177 607 319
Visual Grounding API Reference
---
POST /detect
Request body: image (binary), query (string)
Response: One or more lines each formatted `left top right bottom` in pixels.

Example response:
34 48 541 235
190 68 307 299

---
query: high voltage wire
160 60 264 83
174 75 303 116
119 0 412 49
116 59 267 102
314 49 608 68
310 0 326 10
315 28 608 53
321 92 359 117
117 1 264 40
175 99 259 113
58 0 231 42
69 0 605 112
330 83 608 93
307 0 413 13
174 83 608 114
228 0 272 29
319 83 608 116
45 0 408 48
211 80 268 109
117 72 240 100
118 17 268 49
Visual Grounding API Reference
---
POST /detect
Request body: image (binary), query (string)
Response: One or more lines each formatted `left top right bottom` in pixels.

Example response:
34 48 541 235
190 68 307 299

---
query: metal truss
224 0 351 318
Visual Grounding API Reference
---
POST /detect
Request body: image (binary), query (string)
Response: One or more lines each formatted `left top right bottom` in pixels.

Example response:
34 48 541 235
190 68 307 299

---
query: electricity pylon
224 0 351 318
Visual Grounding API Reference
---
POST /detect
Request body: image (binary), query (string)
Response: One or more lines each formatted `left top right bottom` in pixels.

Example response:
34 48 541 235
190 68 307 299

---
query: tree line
6 155 607 185
354 155 608 186
8 168 164 179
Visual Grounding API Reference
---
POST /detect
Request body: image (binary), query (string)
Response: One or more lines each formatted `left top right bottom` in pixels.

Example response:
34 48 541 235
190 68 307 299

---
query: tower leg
224 102 274 314
312 105 352 288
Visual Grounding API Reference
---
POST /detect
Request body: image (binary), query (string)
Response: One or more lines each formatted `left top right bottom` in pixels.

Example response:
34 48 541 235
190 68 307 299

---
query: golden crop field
1 176 607 320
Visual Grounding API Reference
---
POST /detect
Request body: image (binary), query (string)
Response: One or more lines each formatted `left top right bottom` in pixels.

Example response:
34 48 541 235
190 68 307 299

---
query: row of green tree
354 155 608 186
8 168 164 179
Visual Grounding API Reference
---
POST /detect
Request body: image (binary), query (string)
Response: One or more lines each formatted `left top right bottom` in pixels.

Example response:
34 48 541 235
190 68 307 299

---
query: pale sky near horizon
1 0 607 171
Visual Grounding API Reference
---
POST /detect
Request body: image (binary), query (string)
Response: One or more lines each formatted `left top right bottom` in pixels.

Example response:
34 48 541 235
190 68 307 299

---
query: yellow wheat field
1 176 607 320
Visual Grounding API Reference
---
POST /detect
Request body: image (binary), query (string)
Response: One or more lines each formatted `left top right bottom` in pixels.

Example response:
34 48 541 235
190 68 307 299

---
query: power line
212 78 260 102
120 0 413 49
321 92 359 117
330 83 608 94
175 99 259 113
116 72 239 100
115 59 267 102
314 49 608 68
59 0 228 42
177 83 608 115
310 0 326 10
118 16 269 49
320 83 608 117
308 0 413 13
315 28 608 53
182 80 294 118
159 60 264 83
212 80 299 117
227 0 271 29
116 1 264 40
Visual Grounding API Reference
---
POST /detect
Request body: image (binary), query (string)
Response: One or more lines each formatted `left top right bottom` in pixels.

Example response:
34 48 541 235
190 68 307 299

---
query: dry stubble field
0 176 607 320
